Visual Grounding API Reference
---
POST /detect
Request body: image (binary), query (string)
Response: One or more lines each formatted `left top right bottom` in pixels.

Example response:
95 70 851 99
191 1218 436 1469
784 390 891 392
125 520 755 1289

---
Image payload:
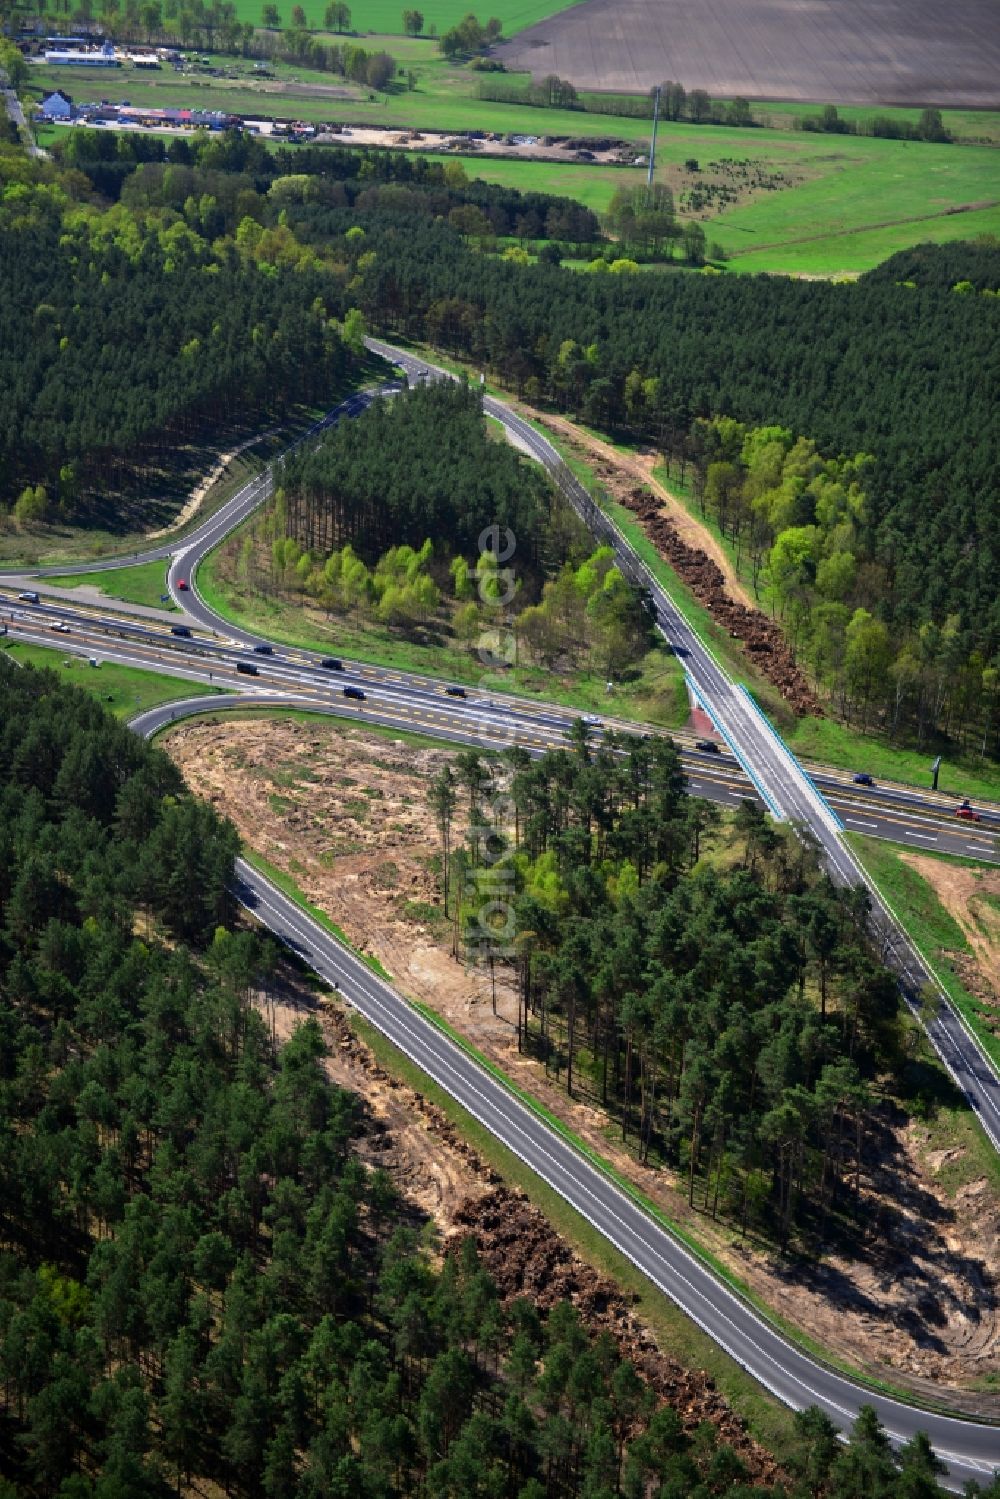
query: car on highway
695 738 721 753
252 644 274 655
171 625 192 638
235 661 259 676
18 591 39 604
176 579 189 591
955 803 982 822
51 622 70 634
343 685 366 701
445 685 467 698
320 657 343 671
852 772 875 786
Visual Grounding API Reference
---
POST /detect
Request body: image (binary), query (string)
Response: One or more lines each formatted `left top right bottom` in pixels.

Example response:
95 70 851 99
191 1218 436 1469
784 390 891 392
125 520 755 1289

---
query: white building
43 41 120 66
38 89 75 119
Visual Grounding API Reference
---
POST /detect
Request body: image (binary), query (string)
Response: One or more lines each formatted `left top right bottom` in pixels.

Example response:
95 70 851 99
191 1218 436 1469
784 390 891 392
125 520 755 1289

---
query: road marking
903 830 938 841
845 818 879 829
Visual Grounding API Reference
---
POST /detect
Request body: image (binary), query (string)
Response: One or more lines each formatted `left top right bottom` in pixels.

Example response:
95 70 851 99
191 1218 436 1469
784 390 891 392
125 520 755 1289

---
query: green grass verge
789 717 1000 806
170 0 579 35
347 1008 801 1465
196 520 690 730
0 638 222 717
646 463 1000 803
44 559 176 612
242 847 393 981
403 994 999 1420
847 834 1000 1076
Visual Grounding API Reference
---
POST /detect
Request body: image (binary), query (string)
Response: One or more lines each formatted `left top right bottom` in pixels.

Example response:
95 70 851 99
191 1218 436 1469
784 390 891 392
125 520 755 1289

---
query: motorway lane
8 603 996 863
8 582 999 857
11 338 1000 1157
5 328 998 1470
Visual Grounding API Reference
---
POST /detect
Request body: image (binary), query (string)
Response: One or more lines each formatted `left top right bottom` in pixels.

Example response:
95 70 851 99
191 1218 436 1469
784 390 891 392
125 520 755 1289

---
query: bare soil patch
168 717 1000 1405
901 854 1000 1015
527 409 755 609
498 0 1000 107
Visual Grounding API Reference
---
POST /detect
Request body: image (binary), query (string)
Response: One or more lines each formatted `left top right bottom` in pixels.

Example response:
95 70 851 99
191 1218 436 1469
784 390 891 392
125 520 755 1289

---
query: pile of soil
617 485 822 717
453 1188 785 1486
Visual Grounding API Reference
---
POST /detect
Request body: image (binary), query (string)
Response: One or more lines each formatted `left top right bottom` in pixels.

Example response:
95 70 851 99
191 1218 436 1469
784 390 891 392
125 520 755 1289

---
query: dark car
695 738 721 753
320 656 344 670
252 644 274 655
852 773 875 786
171 625 192 638
176 579 189 591
343 685 366 701
235 661 259 676
18 590 39 604
445 685 467 698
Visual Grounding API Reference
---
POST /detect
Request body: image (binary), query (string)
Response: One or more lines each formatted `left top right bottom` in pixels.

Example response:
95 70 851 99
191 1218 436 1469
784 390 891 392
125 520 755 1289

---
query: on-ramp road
133 697 1000 1489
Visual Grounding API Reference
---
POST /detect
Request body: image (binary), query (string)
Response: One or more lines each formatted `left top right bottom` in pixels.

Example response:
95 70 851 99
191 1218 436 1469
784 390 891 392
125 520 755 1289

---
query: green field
31 48 1000 277
0 639 219 716
45 560 176 611
428 130 1000 276
214 0 579 36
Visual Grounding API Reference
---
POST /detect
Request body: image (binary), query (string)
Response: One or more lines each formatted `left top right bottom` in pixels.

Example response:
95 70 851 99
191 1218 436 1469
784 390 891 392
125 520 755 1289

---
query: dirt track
498 0 1000 107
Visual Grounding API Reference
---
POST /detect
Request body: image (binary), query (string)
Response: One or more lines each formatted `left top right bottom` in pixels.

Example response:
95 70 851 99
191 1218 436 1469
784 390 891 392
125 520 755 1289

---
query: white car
51 621 70 633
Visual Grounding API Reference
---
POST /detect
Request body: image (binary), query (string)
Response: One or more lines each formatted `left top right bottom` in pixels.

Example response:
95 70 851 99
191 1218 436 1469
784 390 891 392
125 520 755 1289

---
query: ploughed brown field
498 0 1000 107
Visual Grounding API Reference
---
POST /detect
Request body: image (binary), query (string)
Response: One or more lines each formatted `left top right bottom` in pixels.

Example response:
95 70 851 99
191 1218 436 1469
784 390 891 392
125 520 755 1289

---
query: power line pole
646 85 661 195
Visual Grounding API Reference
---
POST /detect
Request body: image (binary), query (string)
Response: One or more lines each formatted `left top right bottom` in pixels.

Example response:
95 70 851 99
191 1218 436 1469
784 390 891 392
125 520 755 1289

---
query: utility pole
646 85 661 195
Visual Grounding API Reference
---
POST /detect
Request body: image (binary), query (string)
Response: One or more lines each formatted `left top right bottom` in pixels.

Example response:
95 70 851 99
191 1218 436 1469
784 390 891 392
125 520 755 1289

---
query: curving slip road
130 694 1000 1486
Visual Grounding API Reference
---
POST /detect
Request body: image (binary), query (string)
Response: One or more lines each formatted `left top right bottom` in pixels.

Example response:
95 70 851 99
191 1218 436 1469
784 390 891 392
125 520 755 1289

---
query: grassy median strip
1 639 222 717
44 560 177 612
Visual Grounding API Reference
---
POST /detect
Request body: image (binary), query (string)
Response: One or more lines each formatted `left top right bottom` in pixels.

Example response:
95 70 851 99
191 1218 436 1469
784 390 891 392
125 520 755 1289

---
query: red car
177 579 189 591
955 805 981 822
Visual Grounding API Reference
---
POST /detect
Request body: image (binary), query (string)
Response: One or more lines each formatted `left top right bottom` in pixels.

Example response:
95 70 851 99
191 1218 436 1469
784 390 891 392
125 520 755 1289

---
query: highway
5 592 997 865
6 338 1000 1153
7 348 1000 1477
366 341 1000 1159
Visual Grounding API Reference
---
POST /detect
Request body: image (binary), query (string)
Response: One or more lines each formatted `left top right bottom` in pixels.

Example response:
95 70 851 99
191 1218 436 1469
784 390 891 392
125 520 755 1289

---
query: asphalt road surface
366 340 1000 1156
6 595 997 866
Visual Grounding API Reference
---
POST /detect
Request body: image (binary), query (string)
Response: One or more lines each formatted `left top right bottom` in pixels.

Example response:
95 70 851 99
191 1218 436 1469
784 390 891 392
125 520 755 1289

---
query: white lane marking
845 818 879 829
903 830 938 841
